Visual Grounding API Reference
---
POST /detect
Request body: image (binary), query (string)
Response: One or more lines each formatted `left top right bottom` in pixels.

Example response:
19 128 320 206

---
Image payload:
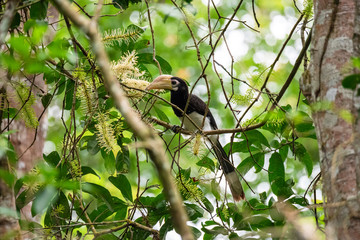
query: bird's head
146 75 188 92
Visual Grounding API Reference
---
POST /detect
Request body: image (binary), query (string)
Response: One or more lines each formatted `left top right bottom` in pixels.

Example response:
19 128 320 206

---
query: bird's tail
213 140 245 201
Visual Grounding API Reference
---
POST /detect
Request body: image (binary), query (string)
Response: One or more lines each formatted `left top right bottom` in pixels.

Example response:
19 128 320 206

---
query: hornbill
146 75 245 201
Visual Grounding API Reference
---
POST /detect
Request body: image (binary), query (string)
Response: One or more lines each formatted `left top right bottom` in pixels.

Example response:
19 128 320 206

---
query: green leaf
268 152 284 184
268 153 288 196
24 60 47 74
46 38 70 60
202 197 214 213
10 12 20 29
192 227 202 239
245 215 274 229
56 78 66 95
269 207 285 222
56 191 71 223
292 142 313 176
19 220 42 233
87 135 100 155
30 0 48 20
0 53 21 73
81 166 100 178
159 219 173 239
82 183 114 211
31 186 57 216
43 151 61 167
0 169 15 188
240 130 270 148
9 36 31 58
237 153 264 176
109 174 133 202
114 205 128 220
41 93 52 108
44 70 61 84
116 145 130 173
185 203 204 221
64 80 75 110
153 106 170 123
279 144 289 160
134 39 150 50
229 232 242 240
101 149 116 175
288 196 309 206
202 226 228 238
342 74 360 90
211 179 221 200
196 156 215 172
112 0 142 10
223 141 248 153
137 53 172 74
237 156 253 176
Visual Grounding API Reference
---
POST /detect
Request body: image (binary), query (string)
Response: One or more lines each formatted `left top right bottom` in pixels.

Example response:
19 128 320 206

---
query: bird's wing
188 94 218 130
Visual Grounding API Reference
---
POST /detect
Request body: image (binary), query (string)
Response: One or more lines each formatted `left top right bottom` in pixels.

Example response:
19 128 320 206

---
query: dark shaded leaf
41 93 52 108
43 151 61 167
112 0 142 9
87 135 100 155
240 130 270 148
192 227 201 239
342 74 360 90
116 145 130 173
109 174 133 202
159 219 173 239
19 220 42 233
101 149 116 175
64 80 75 110
245 215 274 229
30 0 48 20
292 142 313 176
223 141 248 153
202 226 228 239
185 203 204 221
268 152 284 184
82 183 114 211
137 53 172 74
202 197 214 213
237 153 264 176
81 166 100 178
10 12 20 29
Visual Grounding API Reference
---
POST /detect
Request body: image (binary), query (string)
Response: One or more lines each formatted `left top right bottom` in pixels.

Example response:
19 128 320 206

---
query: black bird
146 75 245 201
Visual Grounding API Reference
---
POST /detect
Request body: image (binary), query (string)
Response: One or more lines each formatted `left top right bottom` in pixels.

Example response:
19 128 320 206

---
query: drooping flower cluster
111 51 149 98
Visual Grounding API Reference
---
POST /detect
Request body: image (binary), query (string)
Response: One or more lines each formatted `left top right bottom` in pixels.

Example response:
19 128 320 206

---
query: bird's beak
146 75 173 91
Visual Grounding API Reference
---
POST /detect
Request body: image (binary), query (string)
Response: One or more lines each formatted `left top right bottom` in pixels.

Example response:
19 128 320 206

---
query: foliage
0 0 323 239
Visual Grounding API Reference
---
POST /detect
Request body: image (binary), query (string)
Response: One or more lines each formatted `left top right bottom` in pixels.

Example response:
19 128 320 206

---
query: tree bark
301 0 360 239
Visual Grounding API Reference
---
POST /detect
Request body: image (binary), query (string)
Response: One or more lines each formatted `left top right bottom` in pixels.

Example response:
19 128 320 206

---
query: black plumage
146 75 245 201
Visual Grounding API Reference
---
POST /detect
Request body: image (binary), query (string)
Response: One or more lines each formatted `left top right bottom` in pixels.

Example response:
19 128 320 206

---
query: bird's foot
171 125 182 133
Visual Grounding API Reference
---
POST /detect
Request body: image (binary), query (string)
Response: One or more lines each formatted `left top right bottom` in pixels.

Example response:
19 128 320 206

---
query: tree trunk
302 0 360 239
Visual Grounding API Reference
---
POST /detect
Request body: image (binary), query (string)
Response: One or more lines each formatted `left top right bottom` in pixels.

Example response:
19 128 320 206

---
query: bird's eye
171 80 178 85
